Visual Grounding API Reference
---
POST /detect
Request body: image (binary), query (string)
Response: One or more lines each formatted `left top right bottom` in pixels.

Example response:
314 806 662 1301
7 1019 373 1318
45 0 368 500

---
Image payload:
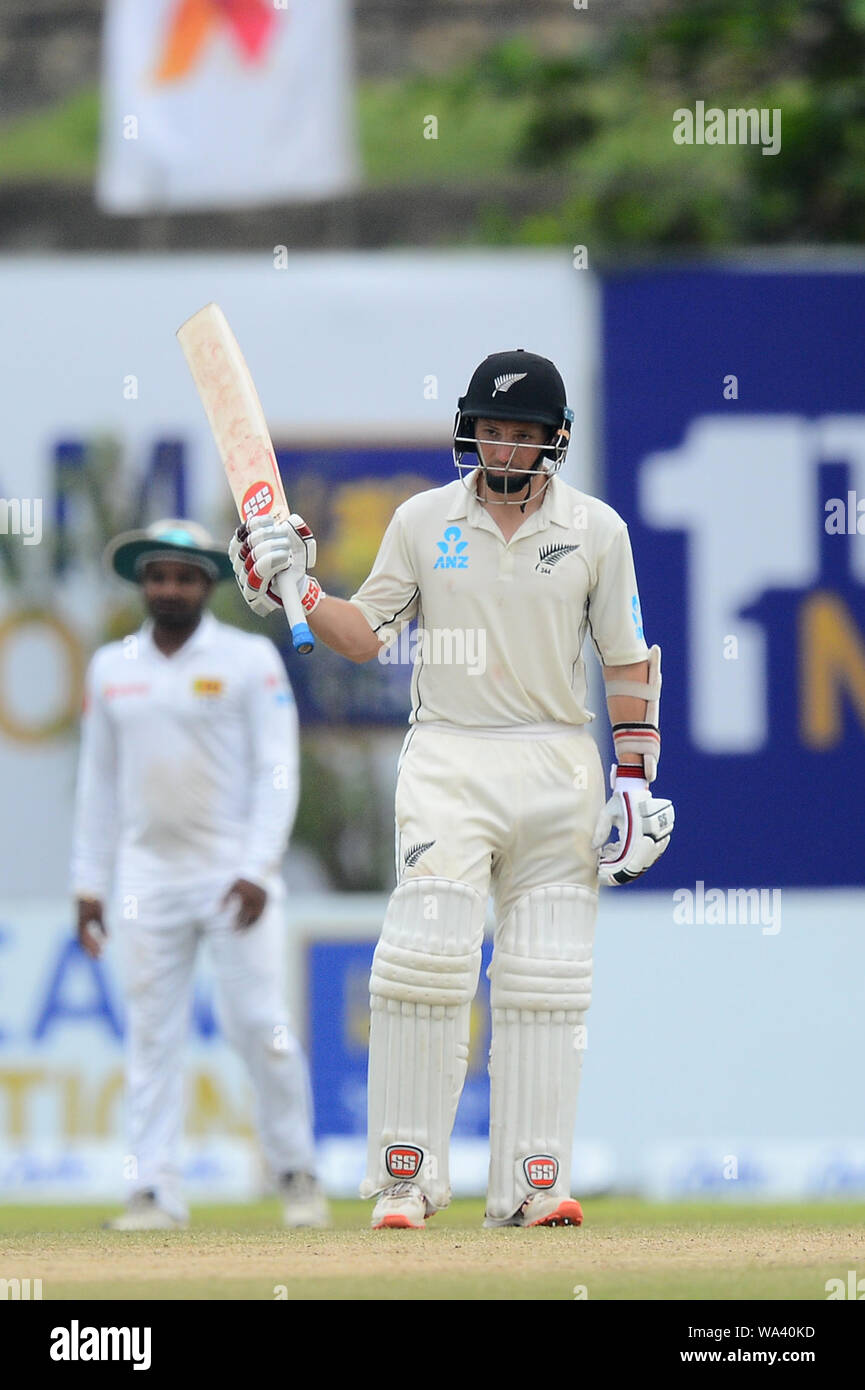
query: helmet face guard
452 350 574 503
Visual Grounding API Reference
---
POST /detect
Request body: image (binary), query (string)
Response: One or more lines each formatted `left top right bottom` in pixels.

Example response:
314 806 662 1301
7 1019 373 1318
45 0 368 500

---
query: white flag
98 0 357 213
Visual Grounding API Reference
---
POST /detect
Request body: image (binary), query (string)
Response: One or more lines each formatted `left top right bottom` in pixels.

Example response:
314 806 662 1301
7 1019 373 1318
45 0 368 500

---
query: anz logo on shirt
434 525 469 570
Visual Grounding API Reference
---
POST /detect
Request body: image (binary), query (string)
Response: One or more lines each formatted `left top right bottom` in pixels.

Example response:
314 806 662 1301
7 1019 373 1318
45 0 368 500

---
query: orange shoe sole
526 1199 584 1227
373 1214 426 1230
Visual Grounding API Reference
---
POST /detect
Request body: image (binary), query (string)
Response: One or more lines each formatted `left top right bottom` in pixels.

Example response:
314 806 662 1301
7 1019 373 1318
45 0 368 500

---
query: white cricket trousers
395 723 605 912
120 881 316 1219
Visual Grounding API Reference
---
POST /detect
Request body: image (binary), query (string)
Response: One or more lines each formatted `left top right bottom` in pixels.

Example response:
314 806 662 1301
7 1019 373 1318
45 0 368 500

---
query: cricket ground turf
1 1199 863 1301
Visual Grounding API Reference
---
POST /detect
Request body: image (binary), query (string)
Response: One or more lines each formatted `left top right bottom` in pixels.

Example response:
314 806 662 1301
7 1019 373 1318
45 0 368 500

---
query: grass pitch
1 1199 863 1301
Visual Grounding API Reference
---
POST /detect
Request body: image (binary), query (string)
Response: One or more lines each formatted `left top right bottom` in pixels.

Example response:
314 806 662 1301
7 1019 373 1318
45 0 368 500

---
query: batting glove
591 765 675 886
229 514 322 618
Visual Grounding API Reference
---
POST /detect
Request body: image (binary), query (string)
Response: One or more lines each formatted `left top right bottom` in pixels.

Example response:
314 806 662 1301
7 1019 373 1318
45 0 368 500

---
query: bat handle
274 572 315 655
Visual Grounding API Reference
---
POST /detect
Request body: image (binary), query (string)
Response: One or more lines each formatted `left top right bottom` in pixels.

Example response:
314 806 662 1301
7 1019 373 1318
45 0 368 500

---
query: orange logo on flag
155 0 279 84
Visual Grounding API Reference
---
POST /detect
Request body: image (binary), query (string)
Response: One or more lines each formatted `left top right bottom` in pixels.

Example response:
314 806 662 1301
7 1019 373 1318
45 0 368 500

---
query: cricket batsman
71 519 327 1230
230 351 675 1229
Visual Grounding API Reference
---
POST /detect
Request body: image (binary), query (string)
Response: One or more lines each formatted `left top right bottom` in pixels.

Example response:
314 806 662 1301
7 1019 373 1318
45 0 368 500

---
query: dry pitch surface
2 1199 863 1300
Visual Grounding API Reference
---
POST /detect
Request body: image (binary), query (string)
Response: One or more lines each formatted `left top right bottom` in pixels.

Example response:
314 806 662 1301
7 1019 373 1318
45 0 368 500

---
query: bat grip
274 572 315 655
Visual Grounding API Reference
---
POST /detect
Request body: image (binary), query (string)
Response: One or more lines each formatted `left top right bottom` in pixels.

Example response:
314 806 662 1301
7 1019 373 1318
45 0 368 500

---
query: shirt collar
446 470 573 532
446 476 472 521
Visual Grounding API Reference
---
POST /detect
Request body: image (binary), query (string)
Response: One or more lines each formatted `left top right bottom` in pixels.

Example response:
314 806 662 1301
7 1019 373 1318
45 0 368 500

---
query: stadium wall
0 890 861 1202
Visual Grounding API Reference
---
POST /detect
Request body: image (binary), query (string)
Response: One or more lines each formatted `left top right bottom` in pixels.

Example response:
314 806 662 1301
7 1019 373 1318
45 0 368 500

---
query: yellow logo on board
799 591 865 747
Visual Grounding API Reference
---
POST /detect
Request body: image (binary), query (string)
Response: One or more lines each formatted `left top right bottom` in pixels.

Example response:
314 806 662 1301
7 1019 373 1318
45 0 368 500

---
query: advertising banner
602 269 865 887
98 0 356 212
0 902 258 1201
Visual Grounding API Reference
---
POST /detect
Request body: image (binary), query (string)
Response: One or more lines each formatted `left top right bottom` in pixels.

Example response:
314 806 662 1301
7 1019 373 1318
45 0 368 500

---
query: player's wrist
613 763 648 791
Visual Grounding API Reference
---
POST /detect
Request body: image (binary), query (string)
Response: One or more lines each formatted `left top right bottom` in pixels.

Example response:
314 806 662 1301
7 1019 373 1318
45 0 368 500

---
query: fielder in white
231 351 675 1229
72 519 326 1230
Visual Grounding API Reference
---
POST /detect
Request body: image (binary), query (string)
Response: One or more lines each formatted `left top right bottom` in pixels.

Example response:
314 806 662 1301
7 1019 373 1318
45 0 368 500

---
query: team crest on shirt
192 678 224 697
103 683 150 700
434 525 469 570
535 543 580 575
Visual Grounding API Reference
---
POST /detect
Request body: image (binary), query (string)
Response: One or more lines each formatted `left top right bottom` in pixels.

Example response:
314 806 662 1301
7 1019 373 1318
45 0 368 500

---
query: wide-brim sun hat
104 518 234 584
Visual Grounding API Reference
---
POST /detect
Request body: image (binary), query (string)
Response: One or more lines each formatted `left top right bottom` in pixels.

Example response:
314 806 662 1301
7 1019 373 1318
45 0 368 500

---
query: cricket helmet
453 350 574 493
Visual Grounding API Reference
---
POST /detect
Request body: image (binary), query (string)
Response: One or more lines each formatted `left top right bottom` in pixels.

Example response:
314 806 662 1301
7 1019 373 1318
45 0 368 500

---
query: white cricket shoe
280 1172 330 1229
371 1181 431 1230
484 1193 584 1228
103 1190 188 1231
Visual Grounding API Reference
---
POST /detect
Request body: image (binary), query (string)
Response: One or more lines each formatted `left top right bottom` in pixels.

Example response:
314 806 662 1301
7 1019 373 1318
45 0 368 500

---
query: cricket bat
176 302 314 654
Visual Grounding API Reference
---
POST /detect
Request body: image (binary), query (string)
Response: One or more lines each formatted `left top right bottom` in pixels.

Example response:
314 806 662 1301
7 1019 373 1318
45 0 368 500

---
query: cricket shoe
371 1181 433 1230
484 1194 584 1228
280 1171 330 1229
103 1190 188 1231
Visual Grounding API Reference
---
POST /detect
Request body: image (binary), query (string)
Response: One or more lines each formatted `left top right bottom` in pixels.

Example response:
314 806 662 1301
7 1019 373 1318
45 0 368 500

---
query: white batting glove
591 766 675 886
229 514 322 618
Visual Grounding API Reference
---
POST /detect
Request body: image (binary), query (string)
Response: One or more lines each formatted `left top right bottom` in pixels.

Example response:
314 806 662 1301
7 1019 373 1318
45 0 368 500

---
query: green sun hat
104 518 235 585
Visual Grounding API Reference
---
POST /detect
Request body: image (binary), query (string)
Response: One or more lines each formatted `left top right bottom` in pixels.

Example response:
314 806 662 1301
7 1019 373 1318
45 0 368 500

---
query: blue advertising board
601 269 865 888
308 939 493 1139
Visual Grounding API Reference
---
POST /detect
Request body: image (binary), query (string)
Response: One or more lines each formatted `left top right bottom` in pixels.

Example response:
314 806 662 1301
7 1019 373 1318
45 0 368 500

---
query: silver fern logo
492 372 527 396
403 840 436 869
536 543 580 575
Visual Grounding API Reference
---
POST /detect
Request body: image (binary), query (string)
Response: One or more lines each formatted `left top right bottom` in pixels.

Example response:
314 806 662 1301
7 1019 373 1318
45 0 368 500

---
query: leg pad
486 884 597 1223
361 878 485 1210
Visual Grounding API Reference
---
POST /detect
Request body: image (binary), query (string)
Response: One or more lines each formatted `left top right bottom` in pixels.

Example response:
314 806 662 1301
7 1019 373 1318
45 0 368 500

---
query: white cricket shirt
350 472 649 728
70 612 300 900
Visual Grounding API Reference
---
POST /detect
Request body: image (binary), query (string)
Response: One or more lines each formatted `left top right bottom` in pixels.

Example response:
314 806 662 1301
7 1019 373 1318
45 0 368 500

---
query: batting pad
360 877 485 1211
485 883 597 1224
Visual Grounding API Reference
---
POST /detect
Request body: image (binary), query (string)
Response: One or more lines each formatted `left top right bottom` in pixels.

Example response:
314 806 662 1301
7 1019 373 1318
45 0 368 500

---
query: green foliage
0 88 100 182
471 2 865 248
292 735 395 891
360 78 531 184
